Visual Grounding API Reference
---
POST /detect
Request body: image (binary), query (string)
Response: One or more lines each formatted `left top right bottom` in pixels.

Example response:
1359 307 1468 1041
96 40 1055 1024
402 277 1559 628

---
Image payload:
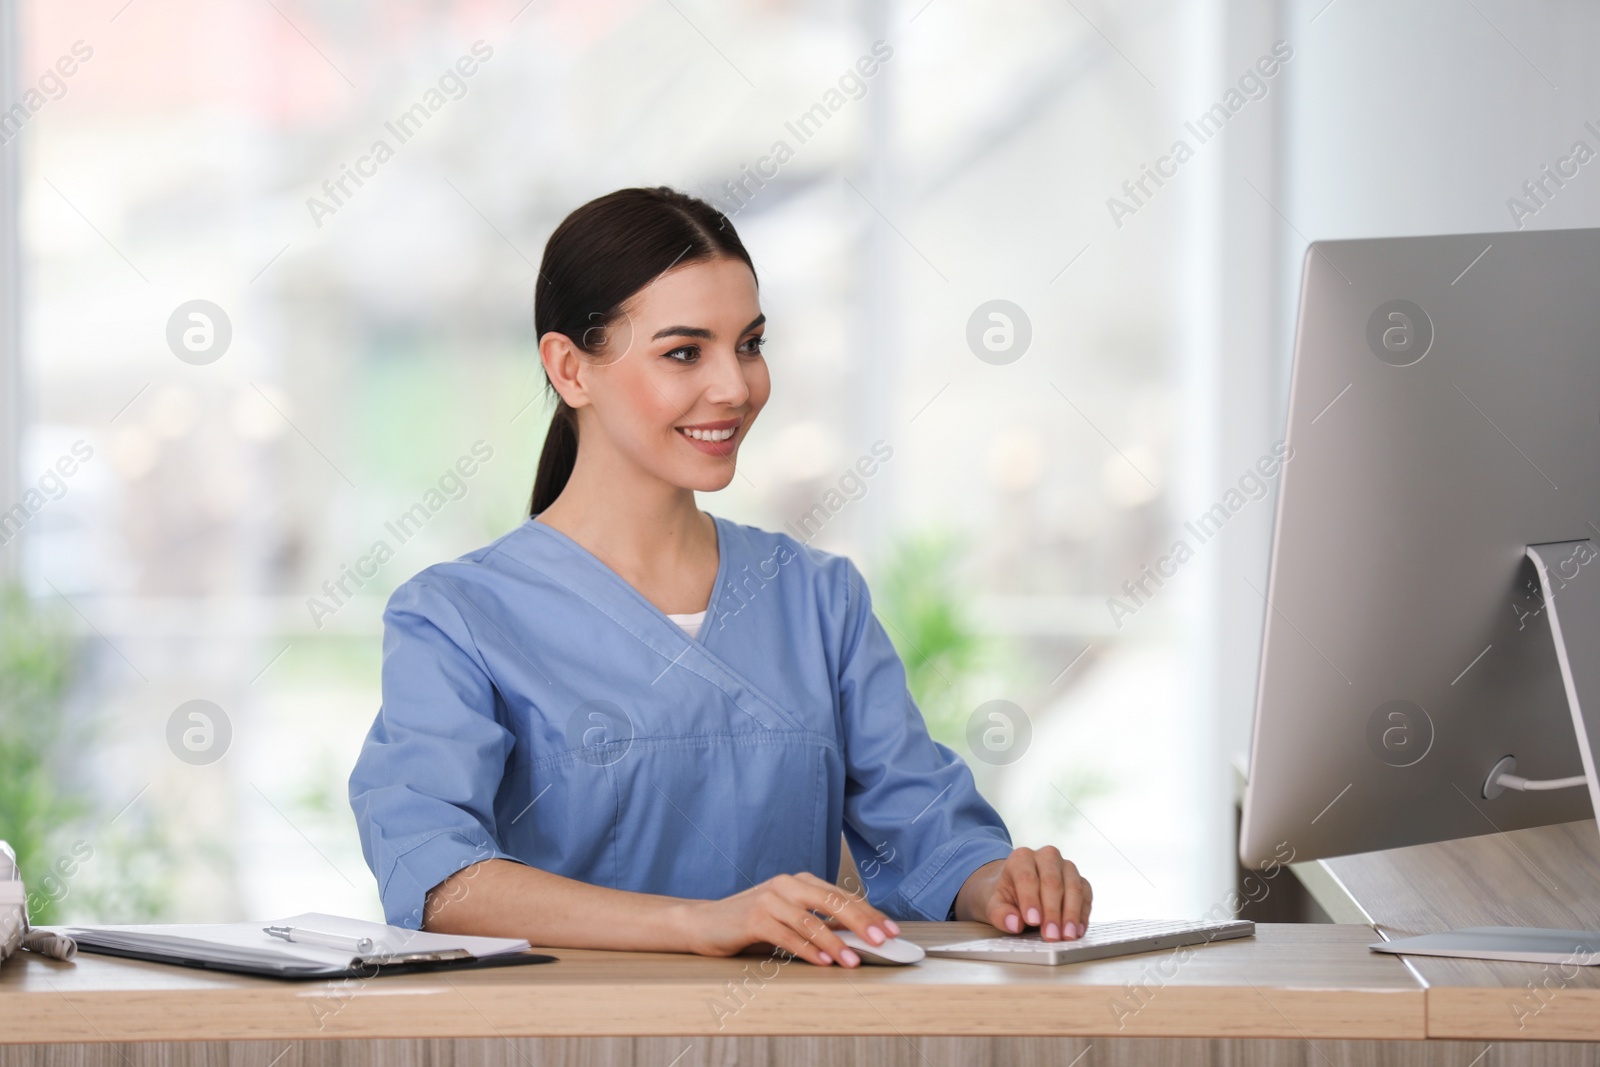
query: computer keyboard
925 918 1254 966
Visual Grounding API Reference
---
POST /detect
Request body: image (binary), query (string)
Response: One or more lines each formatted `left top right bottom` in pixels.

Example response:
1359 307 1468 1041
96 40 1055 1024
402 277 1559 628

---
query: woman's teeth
680 426 736 442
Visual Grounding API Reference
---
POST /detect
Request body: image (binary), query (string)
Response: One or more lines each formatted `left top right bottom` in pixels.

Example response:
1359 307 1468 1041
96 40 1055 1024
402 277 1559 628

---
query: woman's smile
675 416 743 456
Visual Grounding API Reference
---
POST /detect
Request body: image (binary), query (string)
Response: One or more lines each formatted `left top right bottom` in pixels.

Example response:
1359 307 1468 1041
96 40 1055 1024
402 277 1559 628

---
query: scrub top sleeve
349 576 519 929
834 559 1014 922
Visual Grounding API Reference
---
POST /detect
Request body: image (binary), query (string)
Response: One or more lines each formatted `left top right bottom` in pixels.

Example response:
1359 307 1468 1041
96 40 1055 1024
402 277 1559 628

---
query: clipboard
69 938 557 980
54 912 557 980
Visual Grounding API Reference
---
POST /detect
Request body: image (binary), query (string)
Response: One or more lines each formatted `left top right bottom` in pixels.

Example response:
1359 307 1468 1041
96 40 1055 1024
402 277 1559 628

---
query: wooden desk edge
1425 985 1600 1042
5 982 1427 1045
1 923 1429 1045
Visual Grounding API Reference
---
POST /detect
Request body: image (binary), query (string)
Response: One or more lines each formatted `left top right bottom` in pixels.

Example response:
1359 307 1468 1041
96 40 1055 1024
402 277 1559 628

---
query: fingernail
1044 922 1059 940
818 951 832 964
1026 907 1040 926
883 919 901 936
867 925 886 945
1064 922 1078 939
1005 913 1021 933
840 948 860 967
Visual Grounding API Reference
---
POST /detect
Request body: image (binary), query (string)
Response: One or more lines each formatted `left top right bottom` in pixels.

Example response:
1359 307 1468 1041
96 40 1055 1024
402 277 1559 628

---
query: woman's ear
539 332 590 410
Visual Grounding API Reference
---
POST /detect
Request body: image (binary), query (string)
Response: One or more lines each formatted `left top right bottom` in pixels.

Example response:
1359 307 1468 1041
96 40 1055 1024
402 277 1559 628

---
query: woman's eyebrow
650 313 766 342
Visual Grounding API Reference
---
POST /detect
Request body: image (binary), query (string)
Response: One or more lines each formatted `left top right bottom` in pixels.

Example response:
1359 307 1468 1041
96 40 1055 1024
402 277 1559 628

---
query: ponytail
529 402 578 515
526 186 757 516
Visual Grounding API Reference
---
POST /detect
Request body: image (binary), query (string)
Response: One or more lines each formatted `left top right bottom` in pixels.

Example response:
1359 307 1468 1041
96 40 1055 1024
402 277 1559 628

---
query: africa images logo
1366 299 1433 367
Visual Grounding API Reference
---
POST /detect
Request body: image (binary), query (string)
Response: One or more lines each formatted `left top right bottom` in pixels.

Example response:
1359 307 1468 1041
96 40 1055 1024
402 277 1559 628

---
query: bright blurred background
5 0 1599 928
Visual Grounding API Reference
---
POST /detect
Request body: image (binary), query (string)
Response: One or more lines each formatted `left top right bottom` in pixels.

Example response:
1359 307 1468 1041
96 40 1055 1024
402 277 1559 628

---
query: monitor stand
1372 540 1600 966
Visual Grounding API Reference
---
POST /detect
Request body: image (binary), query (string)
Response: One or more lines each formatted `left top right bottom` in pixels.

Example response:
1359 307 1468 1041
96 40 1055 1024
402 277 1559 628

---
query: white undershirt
665 610 706 639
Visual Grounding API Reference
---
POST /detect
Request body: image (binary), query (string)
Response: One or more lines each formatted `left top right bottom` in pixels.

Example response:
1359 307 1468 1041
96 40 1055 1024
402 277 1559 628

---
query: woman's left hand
954 847 1092 941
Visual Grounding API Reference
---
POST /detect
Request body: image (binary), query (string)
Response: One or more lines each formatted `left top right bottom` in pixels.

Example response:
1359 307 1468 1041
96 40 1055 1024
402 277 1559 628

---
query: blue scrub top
349 514 1013 929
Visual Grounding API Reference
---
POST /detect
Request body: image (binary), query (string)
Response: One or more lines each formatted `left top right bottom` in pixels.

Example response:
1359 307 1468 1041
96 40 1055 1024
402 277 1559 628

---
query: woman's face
565 255 769 493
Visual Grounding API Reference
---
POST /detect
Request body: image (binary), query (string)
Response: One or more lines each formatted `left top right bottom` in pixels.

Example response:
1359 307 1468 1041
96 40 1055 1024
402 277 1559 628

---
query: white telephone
0 841 77 964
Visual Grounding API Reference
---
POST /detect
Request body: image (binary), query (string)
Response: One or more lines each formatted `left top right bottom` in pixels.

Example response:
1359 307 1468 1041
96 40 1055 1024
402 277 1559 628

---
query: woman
349 187 1091 967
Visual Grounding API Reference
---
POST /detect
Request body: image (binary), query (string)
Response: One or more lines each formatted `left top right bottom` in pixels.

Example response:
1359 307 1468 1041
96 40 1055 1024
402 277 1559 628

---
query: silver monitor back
1239 226 1600 869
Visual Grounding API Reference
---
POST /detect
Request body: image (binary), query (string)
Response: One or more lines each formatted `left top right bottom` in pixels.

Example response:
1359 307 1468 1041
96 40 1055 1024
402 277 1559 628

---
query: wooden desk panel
1316 818 1600 1041
0 923 1424 1045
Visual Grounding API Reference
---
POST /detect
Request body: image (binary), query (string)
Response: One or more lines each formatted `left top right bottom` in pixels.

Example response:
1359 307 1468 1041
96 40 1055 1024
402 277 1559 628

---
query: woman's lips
676 419 741 457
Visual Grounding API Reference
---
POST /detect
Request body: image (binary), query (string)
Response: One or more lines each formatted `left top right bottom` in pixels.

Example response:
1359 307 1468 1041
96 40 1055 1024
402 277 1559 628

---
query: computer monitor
1239 227 1600 916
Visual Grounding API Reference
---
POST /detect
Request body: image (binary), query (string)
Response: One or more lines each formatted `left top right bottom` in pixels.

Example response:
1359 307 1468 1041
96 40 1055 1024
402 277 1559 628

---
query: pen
263 925 375 954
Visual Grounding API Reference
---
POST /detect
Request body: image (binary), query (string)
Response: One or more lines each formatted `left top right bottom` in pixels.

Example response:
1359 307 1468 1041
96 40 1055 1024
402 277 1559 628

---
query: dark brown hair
528 187 758 515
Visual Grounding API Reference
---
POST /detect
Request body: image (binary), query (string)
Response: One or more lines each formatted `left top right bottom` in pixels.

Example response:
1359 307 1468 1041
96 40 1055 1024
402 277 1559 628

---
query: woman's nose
701 347 751 407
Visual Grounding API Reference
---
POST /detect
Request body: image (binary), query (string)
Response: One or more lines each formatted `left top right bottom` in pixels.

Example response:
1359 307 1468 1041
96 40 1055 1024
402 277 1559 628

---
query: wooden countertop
1315 818 1600 1042
0 922 1424 1045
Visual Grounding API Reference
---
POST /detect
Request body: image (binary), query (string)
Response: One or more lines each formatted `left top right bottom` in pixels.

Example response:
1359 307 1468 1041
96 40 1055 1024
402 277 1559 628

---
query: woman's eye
661 337 763 361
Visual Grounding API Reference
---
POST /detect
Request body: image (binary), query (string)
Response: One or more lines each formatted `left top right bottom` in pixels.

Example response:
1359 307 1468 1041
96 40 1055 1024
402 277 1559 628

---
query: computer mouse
835 929 926 966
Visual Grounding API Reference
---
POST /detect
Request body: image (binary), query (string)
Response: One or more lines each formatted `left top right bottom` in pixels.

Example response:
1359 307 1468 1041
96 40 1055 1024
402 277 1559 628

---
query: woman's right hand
675 872 900 967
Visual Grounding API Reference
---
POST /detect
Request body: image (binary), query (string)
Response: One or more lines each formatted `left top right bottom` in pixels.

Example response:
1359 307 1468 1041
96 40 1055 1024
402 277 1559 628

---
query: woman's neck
534 438 718 613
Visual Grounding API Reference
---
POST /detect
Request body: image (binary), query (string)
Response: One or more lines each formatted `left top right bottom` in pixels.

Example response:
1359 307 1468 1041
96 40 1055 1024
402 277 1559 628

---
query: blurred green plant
0 586 88 924
0 586 174 923
873 532 1111 830
872 531 990 747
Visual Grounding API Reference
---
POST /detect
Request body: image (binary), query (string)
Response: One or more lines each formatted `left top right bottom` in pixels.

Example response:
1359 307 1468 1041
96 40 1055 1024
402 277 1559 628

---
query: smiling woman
526 188 769 519
346 187 1092 970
